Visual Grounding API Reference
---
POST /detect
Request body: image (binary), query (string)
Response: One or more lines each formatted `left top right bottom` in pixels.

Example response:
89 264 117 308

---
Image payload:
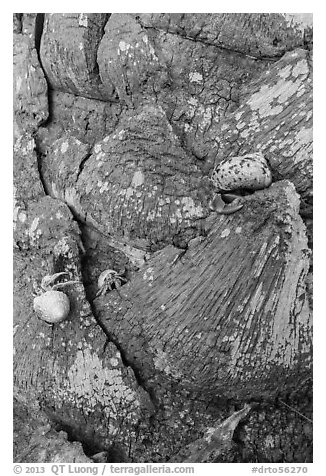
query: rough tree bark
13 13 313 463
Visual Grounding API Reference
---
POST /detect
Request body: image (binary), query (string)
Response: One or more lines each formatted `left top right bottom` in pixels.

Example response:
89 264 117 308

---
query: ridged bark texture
13 13 313 463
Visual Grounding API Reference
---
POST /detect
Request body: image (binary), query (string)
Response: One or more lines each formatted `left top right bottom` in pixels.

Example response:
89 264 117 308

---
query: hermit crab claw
209 193 244 215
41 272 70 290
221 193 243 203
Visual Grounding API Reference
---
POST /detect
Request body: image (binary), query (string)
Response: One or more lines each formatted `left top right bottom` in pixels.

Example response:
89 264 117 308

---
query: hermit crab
210 153 272 214
33 272 80 324
209 193 245 215
96 269 127 297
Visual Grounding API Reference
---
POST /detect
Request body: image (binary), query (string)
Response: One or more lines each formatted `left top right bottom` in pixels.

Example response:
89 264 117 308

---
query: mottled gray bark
13 13 313 463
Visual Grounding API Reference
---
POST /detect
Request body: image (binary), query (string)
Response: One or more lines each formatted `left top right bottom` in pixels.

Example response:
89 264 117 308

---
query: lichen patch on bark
62 346 141 417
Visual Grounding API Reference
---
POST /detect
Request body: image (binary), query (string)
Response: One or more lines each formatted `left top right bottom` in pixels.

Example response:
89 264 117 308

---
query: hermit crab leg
52 280 81 290
41 272 70 290
95 288 103 298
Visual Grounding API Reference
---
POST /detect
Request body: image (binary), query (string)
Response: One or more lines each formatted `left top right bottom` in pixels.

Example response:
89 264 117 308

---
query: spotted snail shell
211 153 272 192
33 290 70 324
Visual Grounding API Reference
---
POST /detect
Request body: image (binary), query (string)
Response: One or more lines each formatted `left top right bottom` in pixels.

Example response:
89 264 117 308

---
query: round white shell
33 290 70 324
211 153 272 192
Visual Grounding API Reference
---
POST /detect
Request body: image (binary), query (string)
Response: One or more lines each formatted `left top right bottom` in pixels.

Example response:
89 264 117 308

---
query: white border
4 5 322 473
